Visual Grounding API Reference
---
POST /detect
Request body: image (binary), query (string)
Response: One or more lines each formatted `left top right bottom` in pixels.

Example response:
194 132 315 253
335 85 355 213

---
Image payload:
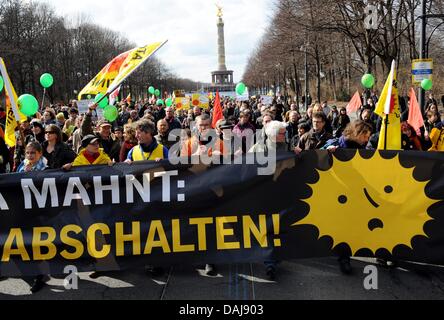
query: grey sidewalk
0 257 443 300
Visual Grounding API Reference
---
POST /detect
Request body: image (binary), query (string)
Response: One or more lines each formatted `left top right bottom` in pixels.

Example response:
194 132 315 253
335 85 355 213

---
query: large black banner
0 150 443 276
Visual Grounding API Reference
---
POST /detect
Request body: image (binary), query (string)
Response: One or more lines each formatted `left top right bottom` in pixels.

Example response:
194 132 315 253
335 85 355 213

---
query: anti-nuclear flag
375 61 401 150
175 97 190 110
78 41 168 100
0 58 26 147
191 94 210 109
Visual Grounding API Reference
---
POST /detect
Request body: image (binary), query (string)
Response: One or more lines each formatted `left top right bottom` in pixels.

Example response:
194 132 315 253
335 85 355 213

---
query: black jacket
42 141 76 169
0 137 10 173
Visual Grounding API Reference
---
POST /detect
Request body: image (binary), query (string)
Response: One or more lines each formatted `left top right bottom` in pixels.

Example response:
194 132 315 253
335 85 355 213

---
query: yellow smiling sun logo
294 152 437 255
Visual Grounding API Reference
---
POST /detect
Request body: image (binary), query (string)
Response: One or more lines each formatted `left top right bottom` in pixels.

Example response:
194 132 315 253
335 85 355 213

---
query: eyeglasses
45 131 56 134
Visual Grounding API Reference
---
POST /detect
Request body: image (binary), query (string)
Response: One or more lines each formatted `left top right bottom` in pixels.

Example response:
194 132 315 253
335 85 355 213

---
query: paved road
0 257 443 300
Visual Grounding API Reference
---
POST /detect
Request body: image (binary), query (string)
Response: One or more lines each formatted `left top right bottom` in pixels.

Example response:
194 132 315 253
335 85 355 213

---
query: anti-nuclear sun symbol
294 152 437 255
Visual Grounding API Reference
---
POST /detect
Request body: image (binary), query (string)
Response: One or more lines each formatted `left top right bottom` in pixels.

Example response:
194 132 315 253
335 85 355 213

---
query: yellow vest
132 144 165 161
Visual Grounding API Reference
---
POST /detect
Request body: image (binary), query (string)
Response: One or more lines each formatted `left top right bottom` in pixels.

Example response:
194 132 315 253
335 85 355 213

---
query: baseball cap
97 119 112 127
81 135 100 148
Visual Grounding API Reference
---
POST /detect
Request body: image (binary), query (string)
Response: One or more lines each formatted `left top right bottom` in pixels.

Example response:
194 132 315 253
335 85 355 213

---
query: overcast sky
41 0 273 83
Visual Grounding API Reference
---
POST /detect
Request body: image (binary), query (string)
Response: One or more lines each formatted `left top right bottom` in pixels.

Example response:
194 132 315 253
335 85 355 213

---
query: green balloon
156 99 164 106
18 94 39 116
148 86 155 94
0 76 3 92
104 105 118 122
236 82 246 95
361 74 375 89
165 98 173 107
154 89 161 97
421 79 433 91
40 73 54 88
95 93 109 109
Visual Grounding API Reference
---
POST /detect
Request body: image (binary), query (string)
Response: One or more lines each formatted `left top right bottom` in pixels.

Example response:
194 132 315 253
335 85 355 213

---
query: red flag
346 90 362 114
212 91 223 129
408 88 424 136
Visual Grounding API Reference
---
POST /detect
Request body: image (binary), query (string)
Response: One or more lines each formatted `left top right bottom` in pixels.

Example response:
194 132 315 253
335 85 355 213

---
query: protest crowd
0 83 443 293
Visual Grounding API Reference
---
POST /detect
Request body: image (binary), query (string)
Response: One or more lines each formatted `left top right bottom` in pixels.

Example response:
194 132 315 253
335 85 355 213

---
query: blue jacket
322 136 366 150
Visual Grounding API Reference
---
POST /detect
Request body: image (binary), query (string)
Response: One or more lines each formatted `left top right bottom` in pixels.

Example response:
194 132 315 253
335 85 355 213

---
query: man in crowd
95 119 121 162
165 107 182 133
295 112 333 152
126 119 169 162
286 111 300 148
155 119 176 150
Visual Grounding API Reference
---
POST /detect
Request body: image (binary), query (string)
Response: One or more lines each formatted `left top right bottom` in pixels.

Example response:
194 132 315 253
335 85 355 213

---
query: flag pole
41 88 46 110
384 114 389 150
383 60 396 151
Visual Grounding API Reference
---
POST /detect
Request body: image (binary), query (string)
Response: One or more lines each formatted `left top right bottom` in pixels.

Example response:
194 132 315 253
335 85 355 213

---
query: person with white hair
249 120 289 280
249 121 288 154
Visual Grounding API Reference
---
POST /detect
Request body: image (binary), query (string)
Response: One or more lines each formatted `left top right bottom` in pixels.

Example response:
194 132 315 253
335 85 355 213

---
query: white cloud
40 0 273 83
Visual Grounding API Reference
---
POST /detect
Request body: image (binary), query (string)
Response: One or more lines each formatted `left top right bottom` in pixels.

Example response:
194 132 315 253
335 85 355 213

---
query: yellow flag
175 97 190 110
0 58 26 147
374 61 401 150
191 93 210 109
78 50 131 100
78 41 167 100
198 94 210 109
429 127 444 151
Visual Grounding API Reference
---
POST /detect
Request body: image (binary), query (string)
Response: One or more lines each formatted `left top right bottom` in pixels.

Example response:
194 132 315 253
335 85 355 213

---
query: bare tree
243 0 444 102
0 0 198 104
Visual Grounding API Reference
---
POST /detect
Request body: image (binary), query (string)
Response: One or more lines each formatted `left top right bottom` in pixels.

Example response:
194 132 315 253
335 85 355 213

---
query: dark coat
0 137 10 173
298 129 333 150
42 141 76 169
165 117 182 132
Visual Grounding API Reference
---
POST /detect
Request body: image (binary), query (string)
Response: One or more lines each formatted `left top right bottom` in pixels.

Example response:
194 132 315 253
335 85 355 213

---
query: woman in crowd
42 124 76 169
322 120 374 275
332 107 351 138
0 136 10 174
290 122 311 151
42 109 57 128
401 122 422 151
120 124 138 162
323 120 373 151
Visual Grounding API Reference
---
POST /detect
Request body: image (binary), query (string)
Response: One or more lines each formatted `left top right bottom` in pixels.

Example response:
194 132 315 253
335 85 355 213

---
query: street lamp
300 42 310 112
76 72 82 95
419 0 444 113
275 63 282 96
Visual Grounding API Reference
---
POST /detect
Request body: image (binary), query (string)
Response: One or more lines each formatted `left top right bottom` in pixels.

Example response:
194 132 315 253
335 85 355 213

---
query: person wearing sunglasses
42 124 76 169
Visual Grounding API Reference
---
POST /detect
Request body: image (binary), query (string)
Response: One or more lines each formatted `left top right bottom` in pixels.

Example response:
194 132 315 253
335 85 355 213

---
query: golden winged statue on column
216 3 223 18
